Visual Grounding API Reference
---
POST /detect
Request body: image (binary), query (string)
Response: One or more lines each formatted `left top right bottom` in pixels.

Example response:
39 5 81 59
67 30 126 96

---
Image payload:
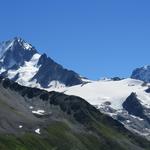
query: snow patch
35 128 40 134
19 125 23 128
48 80 65 89
23 42 32 50
32 110 45 115
29 106 34 109
126 120 131 123
0 68 6 74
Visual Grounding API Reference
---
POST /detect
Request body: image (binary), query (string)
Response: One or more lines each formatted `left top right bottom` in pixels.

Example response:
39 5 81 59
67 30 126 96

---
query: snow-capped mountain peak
0 37 82 88
131 65 150 83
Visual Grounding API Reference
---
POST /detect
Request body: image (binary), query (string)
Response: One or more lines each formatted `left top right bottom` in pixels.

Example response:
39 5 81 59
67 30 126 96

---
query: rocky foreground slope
0 77 149 150
57 78 150 140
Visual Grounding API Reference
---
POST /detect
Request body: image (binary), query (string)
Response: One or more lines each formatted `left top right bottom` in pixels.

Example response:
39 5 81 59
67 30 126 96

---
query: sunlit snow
7 53 41 86
35 128 40 134
19 125 23 128
32 110 45 115
55 78 150 110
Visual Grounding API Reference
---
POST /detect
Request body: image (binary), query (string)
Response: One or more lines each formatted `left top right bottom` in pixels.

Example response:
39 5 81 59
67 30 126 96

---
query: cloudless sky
0 0 150 79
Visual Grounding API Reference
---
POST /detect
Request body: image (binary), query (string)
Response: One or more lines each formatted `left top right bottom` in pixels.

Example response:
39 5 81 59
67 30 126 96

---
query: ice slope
55 78 150 110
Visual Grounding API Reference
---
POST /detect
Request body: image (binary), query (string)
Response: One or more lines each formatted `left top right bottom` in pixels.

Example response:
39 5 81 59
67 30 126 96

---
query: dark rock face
32 54 82 87
131 66 150 82
123 93 145 118
145 88 150 93
111 77 122 81
123 92 150 124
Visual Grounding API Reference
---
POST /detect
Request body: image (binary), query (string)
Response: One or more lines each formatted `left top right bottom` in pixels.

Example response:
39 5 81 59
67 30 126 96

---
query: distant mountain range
0 37 150 149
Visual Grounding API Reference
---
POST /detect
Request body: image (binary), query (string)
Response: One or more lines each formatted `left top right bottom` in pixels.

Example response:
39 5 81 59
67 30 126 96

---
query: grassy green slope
0 119 149 150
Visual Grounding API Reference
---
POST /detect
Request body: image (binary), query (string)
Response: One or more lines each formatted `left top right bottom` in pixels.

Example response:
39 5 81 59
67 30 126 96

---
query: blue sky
0 0 150 79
